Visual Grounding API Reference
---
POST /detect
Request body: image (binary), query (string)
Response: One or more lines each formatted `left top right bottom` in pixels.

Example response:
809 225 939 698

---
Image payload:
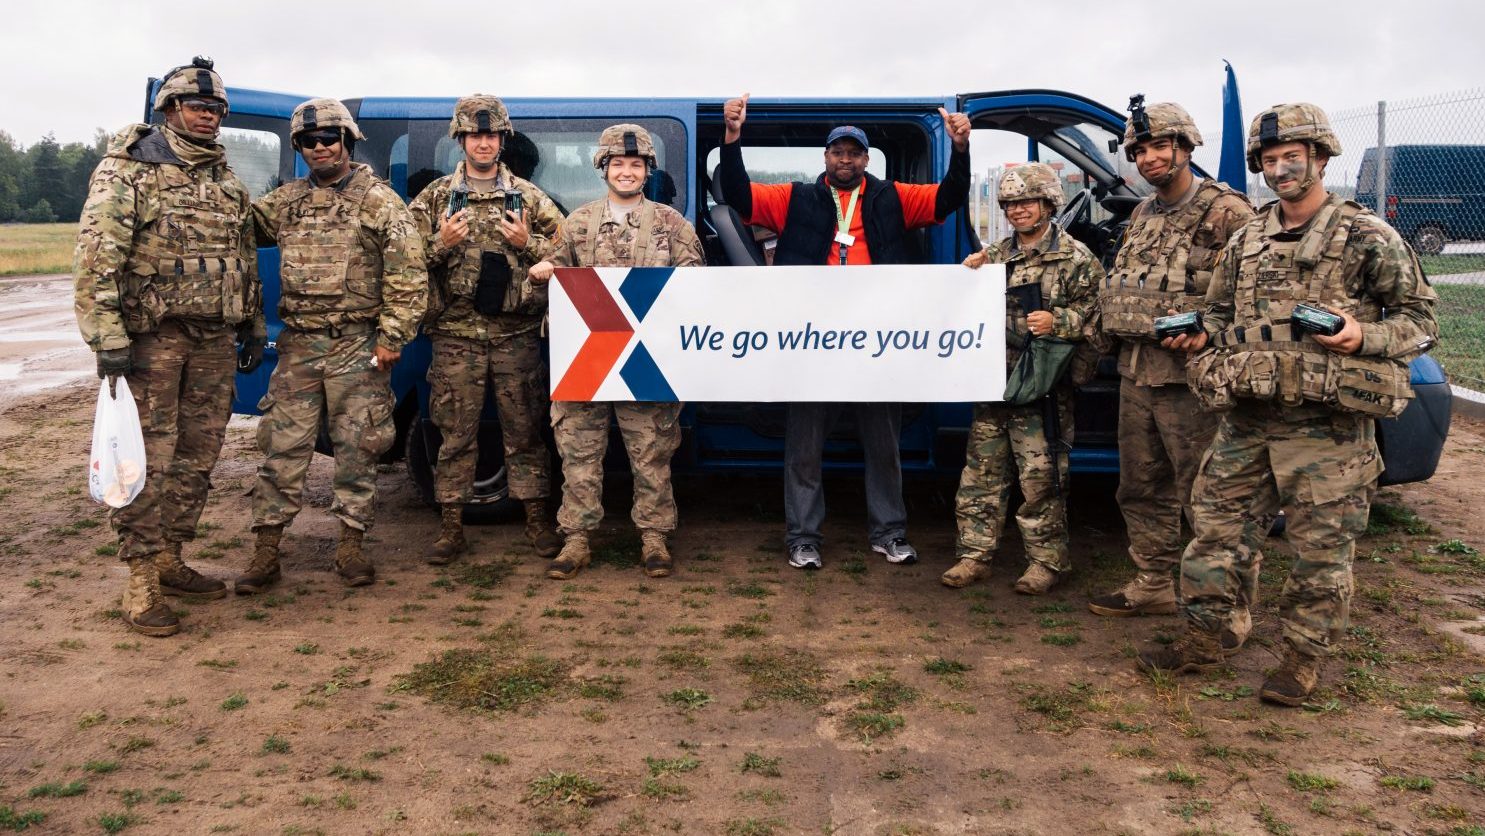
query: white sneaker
788 542 823 570
871 538 918 565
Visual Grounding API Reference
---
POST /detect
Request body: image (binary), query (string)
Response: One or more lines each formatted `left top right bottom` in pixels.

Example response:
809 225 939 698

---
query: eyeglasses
296 131 342 150
179 98 227 116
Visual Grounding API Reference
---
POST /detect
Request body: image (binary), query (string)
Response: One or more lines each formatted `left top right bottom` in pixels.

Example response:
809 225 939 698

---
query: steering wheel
1055 189 1092 231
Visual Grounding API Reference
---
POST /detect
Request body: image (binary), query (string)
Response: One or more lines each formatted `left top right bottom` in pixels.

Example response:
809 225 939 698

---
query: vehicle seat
705 164 765 266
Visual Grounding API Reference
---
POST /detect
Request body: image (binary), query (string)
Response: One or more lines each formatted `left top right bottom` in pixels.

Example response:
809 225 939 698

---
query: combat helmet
998 163 1064 209
290 98 365 141
592 124 657 170
1122 96 1203 161
1246 103 1342 172
448 95 512 138
153 56 227 113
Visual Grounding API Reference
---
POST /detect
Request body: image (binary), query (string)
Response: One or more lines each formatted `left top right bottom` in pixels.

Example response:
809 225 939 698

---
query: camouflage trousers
954 393 1072 571
1181 400 1383 658
112 319 236 561
429 334 550 504
551 401 682 534
1116 381 1218 572
251 328 396 532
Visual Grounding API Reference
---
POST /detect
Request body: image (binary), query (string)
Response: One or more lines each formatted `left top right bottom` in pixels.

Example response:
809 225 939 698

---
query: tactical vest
1188 199 1413 418
582 199 671 267
276 167 383 325
1099 179 1231 339
121 162 252 333
438 174 545 316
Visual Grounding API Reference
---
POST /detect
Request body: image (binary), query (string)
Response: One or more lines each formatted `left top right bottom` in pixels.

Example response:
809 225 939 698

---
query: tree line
0 130 108 224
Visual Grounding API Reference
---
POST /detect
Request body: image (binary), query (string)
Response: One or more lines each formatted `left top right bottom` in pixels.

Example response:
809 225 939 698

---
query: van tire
404 416 521 523
1411 224 1447 256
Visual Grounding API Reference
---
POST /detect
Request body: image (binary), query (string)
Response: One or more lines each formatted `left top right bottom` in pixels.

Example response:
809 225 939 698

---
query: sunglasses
296 131 342 150
179 98 227 116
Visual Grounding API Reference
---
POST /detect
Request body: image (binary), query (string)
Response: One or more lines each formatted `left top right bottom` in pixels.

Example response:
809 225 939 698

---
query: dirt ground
1 382 1483 836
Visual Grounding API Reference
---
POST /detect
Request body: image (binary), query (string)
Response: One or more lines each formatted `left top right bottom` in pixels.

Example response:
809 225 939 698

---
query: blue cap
825 126 869 151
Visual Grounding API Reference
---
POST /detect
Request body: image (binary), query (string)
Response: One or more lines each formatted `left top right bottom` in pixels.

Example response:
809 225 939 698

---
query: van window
219 127 283 201
359 116 688 216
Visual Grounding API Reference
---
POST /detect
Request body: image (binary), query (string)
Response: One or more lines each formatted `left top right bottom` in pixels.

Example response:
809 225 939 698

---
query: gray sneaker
871 537 918 565
788 542 823 570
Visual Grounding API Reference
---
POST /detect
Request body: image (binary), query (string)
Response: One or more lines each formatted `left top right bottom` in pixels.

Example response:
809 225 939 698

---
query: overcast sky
4 0 1481 151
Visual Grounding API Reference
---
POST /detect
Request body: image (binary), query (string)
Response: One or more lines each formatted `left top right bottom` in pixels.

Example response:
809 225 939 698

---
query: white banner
549 265 1007 403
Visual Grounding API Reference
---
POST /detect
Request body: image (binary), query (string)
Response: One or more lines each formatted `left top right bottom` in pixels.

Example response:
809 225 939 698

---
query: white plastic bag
89 378 147 508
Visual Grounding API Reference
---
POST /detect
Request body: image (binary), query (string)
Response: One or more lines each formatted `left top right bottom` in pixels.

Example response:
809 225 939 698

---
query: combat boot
640 529 673 578
1221 607 1252 657
940 558 990 589
155 542 228 600
547 532 591 580
1136 622 1224 675
334 523 375 587
121 557 179 637
1260 649 1322 707
1014 562 1062 595
524 499 562 559
427 504 467 566
1088 571 1178 617
235 526 283 595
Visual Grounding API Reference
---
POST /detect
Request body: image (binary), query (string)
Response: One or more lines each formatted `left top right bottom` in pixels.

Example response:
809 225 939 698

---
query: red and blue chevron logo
552 267 676 402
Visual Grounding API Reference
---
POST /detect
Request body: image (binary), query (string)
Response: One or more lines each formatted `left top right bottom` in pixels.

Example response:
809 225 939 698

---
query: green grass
924 658 971 676
732 650 829 706
1287 771 1341 792
219 693 248 711
0 805 46 830
27 780 86 798
526 770 606 806
1380 774 1435 792
740 752 782 777
662 688 712 710
1433 284 1485 387
1421 253 1485 276
394 648 569 712
262 735 291 754
0 223 76 276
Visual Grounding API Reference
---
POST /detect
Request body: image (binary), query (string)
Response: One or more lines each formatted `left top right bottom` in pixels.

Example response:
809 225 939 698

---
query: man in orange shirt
717 95 972 570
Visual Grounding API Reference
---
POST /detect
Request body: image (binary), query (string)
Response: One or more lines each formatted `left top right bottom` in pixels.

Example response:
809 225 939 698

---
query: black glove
96 347 132 379
237 333 266 374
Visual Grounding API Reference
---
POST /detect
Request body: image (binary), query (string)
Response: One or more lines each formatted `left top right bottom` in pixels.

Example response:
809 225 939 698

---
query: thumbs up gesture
940 107 971 151
724 94 750 144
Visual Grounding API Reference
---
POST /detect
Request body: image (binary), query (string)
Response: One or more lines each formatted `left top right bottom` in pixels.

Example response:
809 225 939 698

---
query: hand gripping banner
549 265 1007 403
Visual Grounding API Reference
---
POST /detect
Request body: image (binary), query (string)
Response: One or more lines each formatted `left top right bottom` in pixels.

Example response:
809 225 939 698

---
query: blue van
152 83 1451 514
1356 144 1485 255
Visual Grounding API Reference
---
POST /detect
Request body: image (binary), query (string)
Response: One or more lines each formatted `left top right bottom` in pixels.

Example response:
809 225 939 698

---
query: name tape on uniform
548 265 1007 403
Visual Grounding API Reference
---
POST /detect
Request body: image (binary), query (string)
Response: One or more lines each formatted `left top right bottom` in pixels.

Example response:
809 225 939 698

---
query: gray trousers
784 402 907 549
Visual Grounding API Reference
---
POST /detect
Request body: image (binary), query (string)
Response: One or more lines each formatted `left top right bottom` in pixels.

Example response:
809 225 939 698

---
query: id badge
834 232 855 247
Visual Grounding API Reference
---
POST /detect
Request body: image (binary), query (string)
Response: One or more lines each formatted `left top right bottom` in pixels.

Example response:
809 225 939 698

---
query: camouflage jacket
408 162 564 342
983 223 1101 371
1104 178 1253 386
74 123 262 351
1204 192 1438 360
550 198 703 269
253 164 427 351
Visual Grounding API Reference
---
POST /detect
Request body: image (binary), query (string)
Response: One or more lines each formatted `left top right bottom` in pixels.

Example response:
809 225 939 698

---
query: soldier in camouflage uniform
408 95 564 565
528 125 703 580
235 99 426 591
74 57 264 637
944 163 1100 593
1087 100 1261 653
1139 103 1437 706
